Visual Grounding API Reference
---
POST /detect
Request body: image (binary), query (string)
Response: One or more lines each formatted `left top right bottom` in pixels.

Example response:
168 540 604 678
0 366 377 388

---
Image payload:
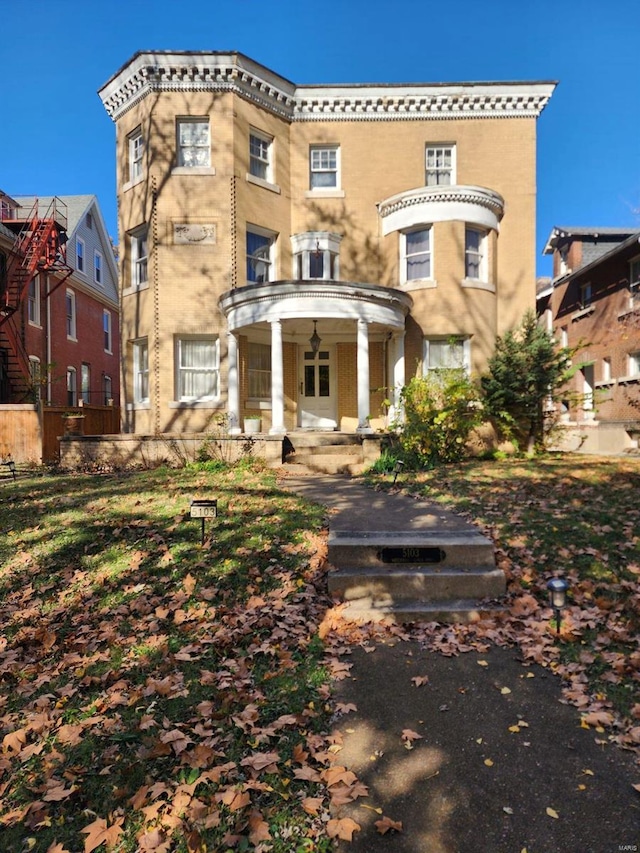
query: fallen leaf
411 675 429 687
484 758 494 767
546 807 559 819
301 797 323 815
503 807 514 815
375 815 403 834
326 817 361 841
477 660 489 667
401 729 422 742
500 686 512 695
80 816 124 853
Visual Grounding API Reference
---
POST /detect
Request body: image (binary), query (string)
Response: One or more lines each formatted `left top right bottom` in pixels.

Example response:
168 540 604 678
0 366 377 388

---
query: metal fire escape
0 198 73 401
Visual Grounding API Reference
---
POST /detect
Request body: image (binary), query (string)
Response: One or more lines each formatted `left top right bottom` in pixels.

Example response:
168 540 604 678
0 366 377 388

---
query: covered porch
219 281 413 435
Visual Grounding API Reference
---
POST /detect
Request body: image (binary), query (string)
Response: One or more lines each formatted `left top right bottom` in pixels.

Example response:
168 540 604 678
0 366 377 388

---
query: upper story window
629 257 640 308
424 337 470 373
85 213 93 230
130 226 148 290
66 289 77 340
176 336 220 401
292 232 342 281
310 145 339 189
425 144 455 186
629 351 640 377
465 227 487 281
94 251 103 285
580 281 593 309
103 310 112 353
402 228 432 282
76 237 85 274
133 339 149 404
129 127 144 182
28 276 41 326
249 131 273 182
246 227 276 283
177 118 210 168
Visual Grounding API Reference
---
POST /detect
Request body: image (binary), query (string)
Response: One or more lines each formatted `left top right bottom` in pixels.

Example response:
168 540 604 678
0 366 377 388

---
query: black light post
392 460 404 485
547 577 569 635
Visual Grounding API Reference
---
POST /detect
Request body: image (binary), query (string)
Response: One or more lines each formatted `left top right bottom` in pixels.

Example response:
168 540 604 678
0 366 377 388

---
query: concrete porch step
328 565 506 602
328 531 496 570
337 597 505 625
286 454 366 475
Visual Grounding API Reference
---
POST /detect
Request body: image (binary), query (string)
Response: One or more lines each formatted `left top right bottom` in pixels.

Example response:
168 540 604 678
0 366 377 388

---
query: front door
298 345 337 428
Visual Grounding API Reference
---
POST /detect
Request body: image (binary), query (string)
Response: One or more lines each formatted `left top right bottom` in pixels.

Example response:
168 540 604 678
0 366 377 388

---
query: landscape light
547 577 569 635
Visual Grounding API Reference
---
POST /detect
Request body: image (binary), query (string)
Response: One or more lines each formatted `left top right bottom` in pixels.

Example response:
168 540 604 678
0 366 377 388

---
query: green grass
0 463 334 852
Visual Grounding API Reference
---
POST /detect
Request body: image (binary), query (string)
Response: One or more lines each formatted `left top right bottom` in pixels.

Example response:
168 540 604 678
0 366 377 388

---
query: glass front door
298 346 337 428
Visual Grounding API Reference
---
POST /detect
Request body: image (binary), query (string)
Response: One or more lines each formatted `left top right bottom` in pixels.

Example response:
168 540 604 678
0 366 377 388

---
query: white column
227 331 241 434
356 318 372 433
270 319 285 434
388 330 406 426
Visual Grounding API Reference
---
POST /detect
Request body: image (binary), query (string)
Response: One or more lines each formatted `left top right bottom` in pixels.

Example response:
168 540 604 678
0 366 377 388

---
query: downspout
45 274 52 404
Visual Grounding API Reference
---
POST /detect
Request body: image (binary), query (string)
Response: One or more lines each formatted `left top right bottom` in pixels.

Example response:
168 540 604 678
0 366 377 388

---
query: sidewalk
281 473 640 853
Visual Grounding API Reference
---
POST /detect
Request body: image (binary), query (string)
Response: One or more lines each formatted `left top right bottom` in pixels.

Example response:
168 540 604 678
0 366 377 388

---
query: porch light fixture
309 320 321 356
547 577 569 635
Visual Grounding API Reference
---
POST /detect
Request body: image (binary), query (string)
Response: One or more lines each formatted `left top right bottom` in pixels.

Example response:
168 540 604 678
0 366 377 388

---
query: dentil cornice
99 52 556 123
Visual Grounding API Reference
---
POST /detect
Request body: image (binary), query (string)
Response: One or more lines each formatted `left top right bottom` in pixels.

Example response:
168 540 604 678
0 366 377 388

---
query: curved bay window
291 232 342 281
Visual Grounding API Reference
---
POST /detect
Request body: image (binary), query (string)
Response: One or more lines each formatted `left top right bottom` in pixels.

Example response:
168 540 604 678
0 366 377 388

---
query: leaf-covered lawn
0 462 346 852
366 454 640 749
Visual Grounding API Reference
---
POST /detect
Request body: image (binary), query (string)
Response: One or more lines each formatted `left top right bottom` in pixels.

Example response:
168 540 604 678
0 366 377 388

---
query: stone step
328 530 496 570
328 565 506 602
291 444 363 457
286 454 366 475
285 432 371 448
338 597 505 625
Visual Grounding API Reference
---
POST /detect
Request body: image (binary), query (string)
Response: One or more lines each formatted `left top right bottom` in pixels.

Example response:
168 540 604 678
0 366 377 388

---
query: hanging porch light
309 320 321 356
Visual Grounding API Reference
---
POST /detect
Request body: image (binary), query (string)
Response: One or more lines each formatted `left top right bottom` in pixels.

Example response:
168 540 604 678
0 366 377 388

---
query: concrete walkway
279 472 640 853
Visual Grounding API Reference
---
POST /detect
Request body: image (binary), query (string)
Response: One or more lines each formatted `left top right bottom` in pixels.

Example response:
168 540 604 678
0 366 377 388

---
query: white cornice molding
378 185 505 235
98 52 556 123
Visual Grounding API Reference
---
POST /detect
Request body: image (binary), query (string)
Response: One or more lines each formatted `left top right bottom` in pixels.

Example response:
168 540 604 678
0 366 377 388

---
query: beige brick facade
99 52 554 436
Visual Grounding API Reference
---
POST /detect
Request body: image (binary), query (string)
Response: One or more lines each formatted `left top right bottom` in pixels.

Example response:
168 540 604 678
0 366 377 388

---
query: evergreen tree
481 310 575 455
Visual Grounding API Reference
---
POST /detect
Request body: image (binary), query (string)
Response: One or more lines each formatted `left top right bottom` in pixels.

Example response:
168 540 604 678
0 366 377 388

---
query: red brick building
538 226 640 452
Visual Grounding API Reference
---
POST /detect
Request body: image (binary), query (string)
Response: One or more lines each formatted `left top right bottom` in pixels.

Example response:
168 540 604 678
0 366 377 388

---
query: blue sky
1 0 639 276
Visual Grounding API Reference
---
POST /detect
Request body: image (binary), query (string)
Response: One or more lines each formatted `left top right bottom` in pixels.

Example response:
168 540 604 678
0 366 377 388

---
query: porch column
356 318 372 433
270 319 285 434
388 330 406 426
227 331 241 434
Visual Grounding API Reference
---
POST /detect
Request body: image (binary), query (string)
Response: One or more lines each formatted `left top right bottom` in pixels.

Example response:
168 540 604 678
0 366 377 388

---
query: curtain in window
179 339 218 399
428 340 464 370
406 230 431 279
246 232 271 282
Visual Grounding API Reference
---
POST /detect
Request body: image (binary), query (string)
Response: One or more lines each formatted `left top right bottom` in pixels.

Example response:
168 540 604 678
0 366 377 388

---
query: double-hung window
310 145 339 189
81 363 91 404
425 145 455 186
94 251 102 285
465 227 486 280
402 228 432 282
103 375 112 406
580 282 593 309
103 310 112 353
76 238 85 274
66 289 77 340
177 337 219 402
249 131 273 182
66 367 77 406
424 338 469 373
130 226 148 289
246 228 275 283
248 342 271 399
629 352 640 376
28 275 40 326
129 127 144 182
133 339 149 404
177 119 210 168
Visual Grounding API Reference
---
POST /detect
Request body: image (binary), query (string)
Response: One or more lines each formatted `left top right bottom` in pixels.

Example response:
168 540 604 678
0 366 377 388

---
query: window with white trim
629 257 640 308
402 228 432 282
66 289 76 339
129 127 144 182
103 310 112 353
246 228 276 283
465 227 487 280
176 337 219 401
249 130 273 182
424 337 470 373
177 118 210 168
133 339 149 404
602 357 612 382
28 275 40 326
130 226 148 289
66 367 77 406
425 144 455 186
94 251 102 285
76 237 85 273
103 374 113 406
81 363 91 404
248 342 271 398
629 352 640 377
309 145 339 189
292 232 341 281
29 356 41 402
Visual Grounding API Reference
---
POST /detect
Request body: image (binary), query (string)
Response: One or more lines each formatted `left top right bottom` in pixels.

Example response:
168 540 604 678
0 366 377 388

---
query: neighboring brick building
99 51 554 436
0 193 120 408
539 227 640 451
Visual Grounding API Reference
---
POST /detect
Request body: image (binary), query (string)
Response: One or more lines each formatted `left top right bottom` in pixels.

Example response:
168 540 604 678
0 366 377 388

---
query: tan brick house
99 51 554 437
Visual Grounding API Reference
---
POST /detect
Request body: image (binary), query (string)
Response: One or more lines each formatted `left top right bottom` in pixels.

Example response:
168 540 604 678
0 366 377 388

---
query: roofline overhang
550 232 640 288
